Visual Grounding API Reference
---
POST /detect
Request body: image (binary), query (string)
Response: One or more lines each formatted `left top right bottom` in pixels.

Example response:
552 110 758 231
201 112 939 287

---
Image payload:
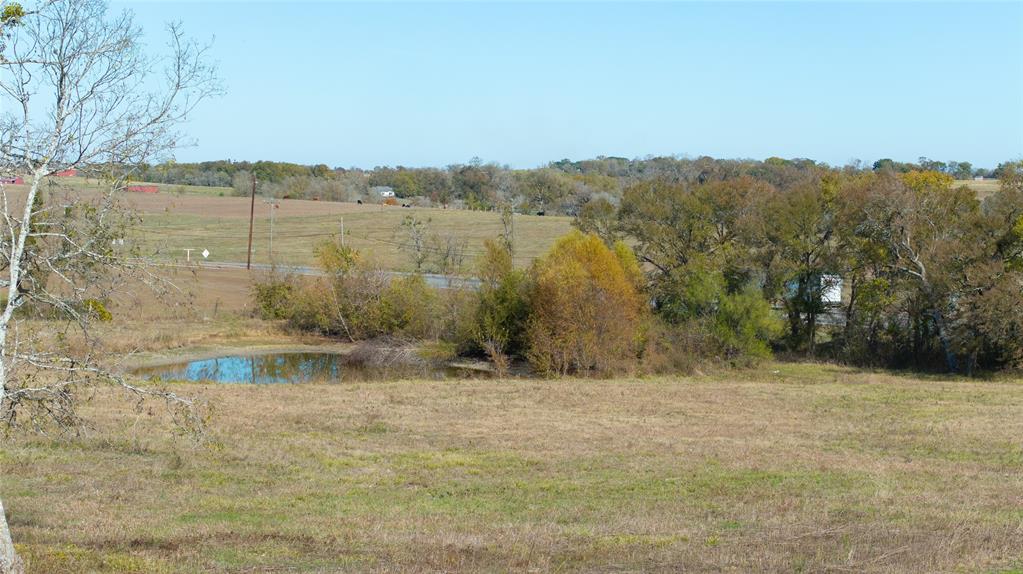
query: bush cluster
254 227 782 378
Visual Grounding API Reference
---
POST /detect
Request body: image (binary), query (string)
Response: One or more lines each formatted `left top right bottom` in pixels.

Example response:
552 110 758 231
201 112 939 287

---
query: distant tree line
871 157 1002 179
138 155 1007 215
139 160 333 187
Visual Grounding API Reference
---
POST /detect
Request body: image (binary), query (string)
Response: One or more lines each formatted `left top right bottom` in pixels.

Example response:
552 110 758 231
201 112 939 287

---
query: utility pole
246 174 256 269
340 217 345 247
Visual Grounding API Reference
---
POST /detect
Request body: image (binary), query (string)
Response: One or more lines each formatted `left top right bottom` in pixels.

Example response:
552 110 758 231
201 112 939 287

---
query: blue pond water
136 353 345 384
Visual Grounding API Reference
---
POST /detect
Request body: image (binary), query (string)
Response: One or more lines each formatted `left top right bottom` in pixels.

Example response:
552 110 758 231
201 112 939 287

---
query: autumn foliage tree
526 231 645 376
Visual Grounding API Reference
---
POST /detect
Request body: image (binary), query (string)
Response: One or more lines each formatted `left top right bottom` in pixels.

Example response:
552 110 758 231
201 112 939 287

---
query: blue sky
116 1 1023 169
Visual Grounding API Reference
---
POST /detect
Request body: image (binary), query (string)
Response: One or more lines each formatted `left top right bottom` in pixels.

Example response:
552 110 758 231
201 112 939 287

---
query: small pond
134 352 487 384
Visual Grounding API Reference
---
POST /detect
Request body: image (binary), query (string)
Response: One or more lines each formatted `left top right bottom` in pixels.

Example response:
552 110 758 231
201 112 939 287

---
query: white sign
202 249 210 259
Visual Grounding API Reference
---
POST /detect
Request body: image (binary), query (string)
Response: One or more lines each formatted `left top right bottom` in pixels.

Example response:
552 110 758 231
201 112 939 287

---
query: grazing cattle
536 210 545 216
357 199 363 204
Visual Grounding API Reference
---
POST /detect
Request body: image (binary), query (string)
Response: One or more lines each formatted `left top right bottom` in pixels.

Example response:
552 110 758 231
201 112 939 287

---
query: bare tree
430 233 468 277
0 1 218 571
498 201 515 255
397 214 429 272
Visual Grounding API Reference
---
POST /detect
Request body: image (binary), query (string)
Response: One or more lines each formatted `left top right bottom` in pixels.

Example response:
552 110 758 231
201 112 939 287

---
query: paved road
162 260 481 290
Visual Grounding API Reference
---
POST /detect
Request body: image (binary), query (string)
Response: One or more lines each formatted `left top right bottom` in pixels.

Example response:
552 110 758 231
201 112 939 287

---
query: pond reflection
136 353 345 384
134 352 490 384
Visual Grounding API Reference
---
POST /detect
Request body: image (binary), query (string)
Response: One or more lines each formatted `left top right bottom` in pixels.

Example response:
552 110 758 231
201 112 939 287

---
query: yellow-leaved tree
526 231 645 376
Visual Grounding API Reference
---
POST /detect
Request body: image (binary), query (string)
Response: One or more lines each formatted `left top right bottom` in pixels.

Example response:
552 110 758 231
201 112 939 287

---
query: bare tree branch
0 2 219 571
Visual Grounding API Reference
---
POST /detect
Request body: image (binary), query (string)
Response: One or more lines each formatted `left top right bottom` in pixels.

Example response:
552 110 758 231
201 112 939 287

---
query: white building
821 274 843 305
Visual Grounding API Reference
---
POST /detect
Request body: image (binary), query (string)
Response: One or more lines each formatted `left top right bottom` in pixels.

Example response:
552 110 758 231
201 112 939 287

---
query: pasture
132 197 571 272
2 177 573 272
2 361 1021 573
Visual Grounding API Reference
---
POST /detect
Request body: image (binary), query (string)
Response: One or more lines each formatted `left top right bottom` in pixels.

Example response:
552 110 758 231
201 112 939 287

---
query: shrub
712 286 782 361
82 298 113 322
286 280 334 334
473 239 530 370
526 231 645 377
375 274 438 339
649 258 781 364
639 319 714 375
314 240 360 276
651 255 725 324
312 240 388 339
441 287 480 355
252 272 295 320
266 240 463 343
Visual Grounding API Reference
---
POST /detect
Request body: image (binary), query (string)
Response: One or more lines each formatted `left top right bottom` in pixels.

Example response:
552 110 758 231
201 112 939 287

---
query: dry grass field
105 265 264 317
0 176 232 198
1 177 573 272
2 361 1022 573
958 179 1002 199
132 200 571 271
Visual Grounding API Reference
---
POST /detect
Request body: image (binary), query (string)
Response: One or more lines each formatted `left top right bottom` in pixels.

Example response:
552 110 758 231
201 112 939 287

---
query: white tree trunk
0 170 45 574
0 496 23 574
0 348 13 574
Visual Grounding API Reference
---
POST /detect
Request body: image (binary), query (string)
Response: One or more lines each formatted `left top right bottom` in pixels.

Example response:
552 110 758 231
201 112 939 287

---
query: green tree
516 169 574 213
473 239 530 374
856 172 984 371
764 179 841 353
573 196 620 244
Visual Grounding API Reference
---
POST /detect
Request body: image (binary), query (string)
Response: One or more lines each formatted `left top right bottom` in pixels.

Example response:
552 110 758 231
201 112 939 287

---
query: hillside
1 177 573 272
128 193 572 272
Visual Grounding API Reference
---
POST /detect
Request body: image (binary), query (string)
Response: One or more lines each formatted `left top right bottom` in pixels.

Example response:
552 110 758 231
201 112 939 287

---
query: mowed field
2 362 1021 573
121 188 572 272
